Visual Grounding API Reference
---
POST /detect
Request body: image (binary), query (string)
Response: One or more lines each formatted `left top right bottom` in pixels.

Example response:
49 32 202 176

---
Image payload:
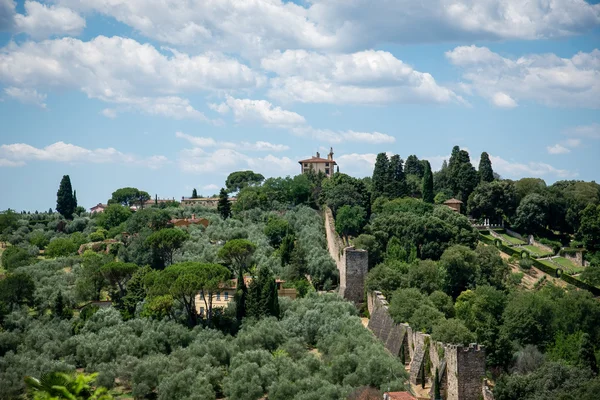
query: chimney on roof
328 147 334 160
316 151 320 158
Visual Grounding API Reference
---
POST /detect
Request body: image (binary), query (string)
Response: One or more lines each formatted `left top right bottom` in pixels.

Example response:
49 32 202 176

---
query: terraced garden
522 245 554 258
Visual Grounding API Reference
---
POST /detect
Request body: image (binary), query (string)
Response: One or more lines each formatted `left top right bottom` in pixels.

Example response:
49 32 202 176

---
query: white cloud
4 87 47 108
336 153 378 177
491 92 517 108
0 0 16 31
59 0 600 55
175 132 290 152
203 184 220 191
292 126 395 144
489 155 577 178
0 141 168 168
565 123 600 139
0 36 262 120
263 50 460 105
208 102 230 114
101 108 117 118
547 144 570 155
178 147 296 176
14 1 85 39
447 46 600 108
217 96 306 126
0 158 25 167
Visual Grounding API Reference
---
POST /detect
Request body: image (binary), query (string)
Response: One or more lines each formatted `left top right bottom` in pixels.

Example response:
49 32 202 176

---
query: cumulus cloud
59 0 600 54
14 1 85 39
0 141 168 168
216 96 306 126
292 126 395 144
101 108 117 119
263 50 460 105
547 144 571 155
565 123 600 139
491 92 517 108
4 87 47 108
489 155 577 178
175 132 290 152
178 147 296 176
447 46 600 108
0 35 262 118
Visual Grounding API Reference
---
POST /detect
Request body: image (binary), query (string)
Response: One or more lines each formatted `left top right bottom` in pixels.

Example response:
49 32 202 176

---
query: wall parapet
367 291 487 400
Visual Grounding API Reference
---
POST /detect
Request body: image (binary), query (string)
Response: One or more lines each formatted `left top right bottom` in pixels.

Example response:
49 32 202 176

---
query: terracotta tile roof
385 392 417 400
298 157 336 164
444 198 463 204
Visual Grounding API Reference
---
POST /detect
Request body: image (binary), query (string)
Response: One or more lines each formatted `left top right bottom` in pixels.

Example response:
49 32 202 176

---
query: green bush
519 258 533 270
45 238 77 258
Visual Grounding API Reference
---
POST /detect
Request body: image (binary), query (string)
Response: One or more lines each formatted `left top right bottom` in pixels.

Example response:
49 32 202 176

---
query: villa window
200 307 205 315
216 292 221 301
325 168 330 175
304 163 308 167
325 162 329 167
224 292 229 301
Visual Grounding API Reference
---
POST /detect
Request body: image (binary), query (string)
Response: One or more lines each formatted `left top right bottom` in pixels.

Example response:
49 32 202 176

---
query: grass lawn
523 245 554 258
552 257 586 274
539 260 557 269
500 233 526 245
480 233 495 242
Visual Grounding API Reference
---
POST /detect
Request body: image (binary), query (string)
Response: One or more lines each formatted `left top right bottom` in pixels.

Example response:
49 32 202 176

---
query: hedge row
561 273 600 296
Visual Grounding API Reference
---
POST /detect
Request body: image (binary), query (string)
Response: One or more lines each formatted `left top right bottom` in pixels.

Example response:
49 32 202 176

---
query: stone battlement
367 291 488 400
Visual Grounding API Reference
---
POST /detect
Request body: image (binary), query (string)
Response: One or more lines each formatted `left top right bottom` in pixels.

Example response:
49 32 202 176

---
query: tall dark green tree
192 188 198 198
448 149 479 203
422 160 434 204
405 155 424 177
478 152 494 183
388 155 407 198
52 290 72 319
579 332 598 374
73 190 78 208
372 153 390 200
56 175 76 219
246 267 280 319
217 188 232 219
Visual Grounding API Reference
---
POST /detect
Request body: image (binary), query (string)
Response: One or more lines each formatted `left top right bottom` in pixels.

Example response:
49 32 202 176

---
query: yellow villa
195 277 297 316
298 148 336 178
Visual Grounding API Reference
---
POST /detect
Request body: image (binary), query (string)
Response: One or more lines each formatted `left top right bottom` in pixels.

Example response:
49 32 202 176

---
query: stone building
298 148 336 178
180 197 237 207
444 198 463 213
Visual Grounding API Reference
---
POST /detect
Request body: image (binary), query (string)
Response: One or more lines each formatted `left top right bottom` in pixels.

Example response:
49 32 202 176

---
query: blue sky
0 0 599 211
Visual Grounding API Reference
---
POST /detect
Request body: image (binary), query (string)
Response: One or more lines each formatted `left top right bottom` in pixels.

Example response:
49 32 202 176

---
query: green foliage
372 153 390 201
478 152 494 183
25 371 114 400
56 175 76 219
320 173 370 215
514 193 549 234
94 205 132 230
2 245 35 271
218 239 256 275
52 290 73 320
440 245 478 299
431 318 475 345
192 188 198 198
335 205 366 239
578 203 600 253
422 160 434 203
226 170 265 193
246 266 280 319
448 148 479 203
100 261 138 301
146 228 190 269
264 216 289 248
467 180 518 222
0 272 36 308
109 187 150 208
218 188 232 219
45 238 78 258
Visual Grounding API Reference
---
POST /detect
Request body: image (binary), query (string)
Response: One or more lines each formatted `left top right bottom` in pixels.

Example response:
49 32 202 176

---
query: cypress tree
422 160 434 203
217 188 232 219
280 234 295 267
56 175 76 219
192 188 198 199
53 290 71 319
478 151 494 183
405 155 424 177
234 271 247 322
434 368 442 400
388 154 407 198
372 153 390 201
73 190 78 208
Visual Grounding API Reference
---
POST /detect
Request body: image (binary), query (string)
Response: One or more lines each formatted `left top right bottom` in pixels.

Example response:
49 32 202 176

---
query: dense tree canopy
226 171 265 193
56 175 76 219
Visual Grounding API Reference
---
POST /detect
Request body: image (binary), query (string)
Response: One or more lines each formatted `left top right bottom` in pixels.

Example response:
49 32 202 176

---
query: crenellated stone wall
367 291 489 400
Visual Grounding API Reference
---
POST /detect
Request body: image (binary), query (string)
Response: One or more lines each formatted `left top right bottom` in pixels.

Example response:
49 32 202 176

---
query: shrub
1 246 35 271
45 238 78 258
519 258 533 271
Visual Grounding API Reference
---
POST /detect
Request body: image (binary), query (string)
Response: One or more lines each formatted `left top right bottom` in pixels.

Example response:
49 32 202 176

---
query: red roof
298 157 336 164
385 392 417 400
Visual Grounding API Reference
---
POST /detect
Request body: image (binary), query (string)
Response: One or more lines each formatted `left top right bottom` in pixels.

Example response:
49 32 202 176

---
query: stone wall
324 207 368 305
562 250 588 267
529 237 555 255
505 228 526 242
367 291 488 400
